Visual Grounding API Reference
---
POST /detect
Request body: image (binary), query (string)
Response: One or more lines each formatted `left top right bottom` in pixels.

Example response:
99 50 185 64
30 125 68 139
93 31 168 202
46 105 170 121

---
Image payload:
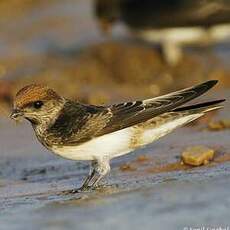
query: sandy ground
0 90 229 229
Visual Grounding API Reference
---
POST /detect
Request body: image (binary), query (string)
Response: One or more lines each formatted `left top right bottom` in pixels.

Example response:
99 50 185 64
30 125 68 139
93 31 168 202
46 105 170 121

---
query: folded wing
60 80 220 145
96 80 218 136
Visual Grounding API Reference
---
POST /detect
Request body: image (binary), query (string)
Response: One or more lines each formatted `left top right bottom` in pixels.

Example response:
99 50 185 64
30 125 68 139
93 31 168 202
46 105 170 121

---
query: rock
220 119 230 129
181 146 215 166
208 119 230 131
208 121 224 131
136 155 149 162
119 163 136 172
0 80 12 103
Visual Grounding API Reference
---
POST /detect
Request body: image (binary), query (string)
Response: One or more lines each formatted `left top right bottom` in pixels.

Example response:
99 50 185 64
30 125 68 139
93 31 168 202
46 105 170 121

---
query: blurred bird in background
95 0 230 65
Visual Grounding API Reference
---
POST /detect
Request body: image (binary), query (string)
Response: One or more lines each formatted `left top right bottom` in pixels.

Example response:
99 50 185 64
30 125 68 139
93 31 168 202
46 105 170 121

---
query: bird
95 0 230 64
10 80 225 192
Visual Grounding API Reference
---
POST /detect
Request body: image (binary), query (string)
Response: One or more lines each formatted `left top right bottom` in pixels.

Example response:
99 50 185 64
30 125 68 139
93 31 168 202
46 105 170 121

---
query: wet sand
0 90 229 229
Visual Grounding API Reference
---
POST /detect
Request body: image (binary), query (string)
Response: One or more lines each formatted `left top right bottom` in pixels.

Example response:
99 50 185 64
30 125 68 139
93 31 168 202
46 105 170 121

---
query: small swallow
11 80 225 192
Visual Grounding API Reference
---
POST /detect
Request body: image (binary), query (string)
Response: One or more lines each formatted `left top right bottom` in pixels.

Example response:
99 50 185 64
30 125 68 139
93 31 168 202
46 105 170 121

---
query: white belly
51 128 134 161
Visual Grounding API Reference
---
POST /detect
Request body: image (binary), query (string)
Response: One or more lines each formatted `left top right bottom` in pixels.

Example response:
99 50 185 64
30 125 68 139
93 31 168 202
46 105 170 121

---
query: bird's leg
62 158 110 194
88 157 111 189
77 157 110 192
78 160 97 191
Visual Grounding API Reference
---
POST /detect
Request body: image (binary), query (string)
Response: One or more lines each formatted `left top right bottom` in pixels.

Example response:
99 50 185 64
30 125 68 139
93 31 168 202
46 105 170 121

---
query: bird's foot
77 182 107 192
61 186 91 195
61 188 81 195
61 182 111 195
77 184 92 192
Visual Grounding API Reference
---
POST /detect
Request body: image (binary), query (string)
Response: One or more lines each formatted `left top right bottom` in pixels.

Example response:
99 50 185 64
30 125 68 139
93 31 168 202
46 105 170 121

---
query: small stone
208 119 230 131
208 121 224 131
220 119 230 129
136 155 149 162
181 146 215 166
119 163 136 172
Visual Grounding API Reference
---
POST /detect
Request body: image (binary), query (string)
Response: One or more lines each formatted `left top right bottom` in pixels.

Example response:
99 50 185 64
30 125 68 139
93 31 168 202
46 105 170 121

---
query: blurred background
0 0 230 115
0 1 230 229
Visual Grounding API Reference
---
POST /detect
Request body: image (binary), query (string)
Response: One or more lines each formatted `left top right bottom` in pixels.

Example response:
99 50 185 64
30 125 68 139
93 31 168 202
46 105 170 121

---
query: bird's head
10 84 65 125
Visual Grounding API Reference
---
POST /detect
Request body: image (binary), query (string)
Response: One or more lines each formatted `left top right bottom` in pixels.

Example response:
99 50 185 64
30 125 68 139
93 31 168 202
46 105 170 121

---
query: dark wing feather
96 80 218 136
47 80 218 146
45 101 112 145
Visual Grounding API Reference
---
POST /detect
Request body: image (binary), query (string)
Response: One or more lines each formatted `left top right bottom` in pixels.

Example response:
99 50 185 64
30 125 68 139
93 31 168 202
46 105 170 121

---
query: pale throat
33 98 66 137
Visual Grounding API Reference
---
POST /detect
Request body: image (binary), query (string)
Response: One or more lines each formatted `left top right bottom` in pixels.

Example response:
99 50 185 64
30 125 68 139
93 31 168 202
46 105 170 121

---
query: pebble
208 119 230 131
181 146 215 166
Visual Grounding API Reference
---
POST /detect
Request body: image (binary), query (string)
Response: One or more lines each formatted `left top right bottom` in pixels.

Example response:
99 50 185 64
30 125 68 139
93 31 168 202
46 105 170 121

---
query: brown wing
45 101 112 145
49 80 218 146
96 80 218 136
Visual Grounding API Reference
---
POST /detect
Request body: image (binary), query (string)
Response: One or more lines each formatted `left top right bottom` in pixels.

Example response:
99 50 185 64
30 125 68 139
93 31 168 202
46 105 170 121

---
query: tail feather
100 80 220 136
174 99 225 113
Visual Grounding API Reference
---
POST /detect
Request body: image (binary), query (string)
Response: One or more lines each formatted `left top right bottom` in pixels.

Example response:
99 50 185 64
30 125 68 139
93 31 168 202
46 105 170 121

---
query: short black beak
10 109 23 120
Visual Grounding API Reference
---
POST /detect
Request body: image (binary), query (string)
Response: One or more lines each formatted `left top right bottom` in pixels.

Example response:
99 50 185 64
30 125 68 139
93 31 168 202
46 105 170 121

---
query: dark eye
33 101 44 109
